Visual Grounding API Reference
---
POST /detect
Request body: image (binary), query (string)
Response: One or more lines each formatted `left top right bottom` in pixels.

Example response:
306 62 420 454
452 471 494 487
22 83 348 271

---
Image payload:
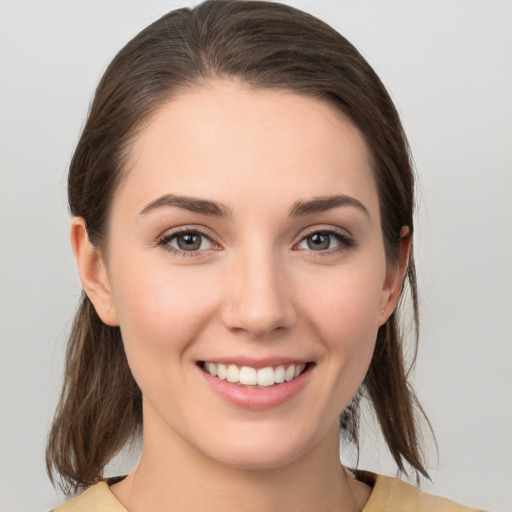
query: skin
72 81 410 512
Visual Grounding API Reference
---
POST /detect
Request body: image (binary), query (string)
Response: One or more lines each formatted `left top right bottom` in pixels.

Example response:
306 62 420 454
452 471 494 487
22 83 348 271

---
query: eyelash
157 227 355 256
157 228 218 257
294 228 355 255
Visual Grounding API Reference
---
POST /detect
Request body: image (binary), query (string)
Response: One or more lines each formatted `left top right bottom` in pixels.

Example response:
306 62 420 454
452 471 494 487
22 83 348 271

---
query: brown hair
47 0 431 494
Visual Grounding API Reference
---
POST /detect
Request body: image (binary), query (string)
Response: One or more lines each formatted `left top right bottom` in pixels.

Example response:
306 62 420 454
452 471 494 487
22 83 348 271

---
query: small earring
380 309 384 315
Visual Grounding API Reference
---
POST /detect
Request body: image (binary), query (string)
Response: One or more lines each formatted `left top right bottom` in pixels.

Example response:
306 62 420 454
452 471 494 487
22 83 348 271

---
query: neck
111 409 370 512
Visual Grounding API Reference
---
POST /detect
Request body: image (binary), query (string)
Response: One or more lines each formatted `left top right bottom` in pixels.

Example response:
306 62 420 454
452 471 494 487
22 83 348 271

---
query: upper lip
198 357 312 369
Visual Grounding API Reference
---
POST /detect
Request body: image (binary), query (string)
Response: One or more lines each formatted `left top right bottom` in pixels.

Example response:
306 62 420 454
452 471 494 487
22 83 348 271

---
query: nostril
220 269 297 337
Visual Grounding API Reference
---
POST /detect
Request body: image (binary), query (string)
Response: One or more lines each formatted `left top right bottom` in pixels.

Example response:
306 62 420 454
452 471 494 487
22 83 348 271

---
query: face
82 81 402 470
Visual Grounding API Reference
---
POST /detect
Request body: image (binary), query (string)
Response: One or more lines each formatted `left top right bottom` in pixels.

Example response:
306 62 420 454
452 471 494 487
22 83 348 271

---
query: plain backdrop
0 1 511 511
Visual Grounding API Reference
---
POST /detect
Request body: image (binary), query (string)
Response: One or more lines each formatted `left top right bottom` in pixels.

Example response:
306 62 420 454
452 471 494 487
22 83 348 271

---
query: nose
220 247 297 339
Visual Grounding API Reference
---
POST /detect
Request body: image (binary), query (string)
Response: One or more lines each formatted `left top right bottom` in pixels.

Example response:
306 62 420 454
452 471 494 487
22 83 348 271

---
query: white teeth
257 367 275 387
294 364 306 378
217 363 227 380
203 362 307 386
226 364 239 383
285 365 295 382
239 366 257 385
206 362 217 377
274 365 285 383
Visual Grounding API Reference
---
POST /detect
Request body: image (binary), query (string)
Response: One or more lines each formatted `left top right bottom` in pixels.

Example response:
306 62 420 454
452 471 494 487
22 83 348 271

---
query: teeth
274 365 285 383
226 364 239 383
203 362 307 387
206 362 217 377
217 363 227 380
294 364 306 378
239 366 257 385
257 367 274 387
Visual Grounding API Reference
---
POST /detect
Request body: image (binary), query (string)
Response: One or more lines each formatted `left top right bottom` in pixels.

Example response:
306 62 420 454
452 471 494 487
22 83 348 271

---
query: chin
210 443 306 471
192 419 327 471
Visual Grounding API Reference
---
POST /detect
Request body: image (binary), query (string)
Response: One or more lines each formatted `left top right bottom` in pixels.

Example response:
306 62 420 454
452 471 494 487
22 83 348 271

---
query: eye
159 230 215 253
296 230 353 252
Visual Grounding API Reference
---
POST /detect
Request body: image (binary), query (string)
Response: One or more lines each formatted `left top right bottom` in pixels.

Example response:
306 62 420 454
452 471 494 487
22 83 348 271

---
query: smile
201 362 308 387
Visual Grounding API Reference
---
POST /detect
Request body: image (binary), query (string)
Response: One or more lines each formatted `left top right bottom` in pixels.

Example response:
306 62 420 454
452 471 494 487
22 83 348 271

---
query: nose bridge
222 241 296 337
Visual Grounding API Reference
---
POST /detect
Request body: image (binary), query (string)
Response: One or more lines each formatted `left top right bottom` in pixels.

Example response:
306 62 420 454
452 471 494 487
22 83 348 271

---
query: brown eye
163 231 214 252
307 233 331 250
296 230 353 252
176 233 202 251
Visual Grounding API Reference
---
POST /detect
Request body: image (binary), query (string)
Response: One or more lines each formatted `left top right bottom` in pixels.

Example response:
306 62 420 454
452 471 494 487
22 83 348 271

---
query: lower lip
199 365 313 410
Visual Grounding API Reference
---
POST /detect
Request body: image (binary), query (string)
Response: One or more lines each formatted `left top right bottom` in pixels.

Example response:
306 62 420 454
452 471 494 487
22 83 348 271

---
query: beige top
51 472 484 512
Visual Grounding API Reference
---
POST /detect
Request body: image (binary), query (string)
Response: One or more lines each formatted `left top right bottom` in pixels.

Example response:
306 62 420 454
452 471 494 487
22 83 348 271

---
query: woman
46 1 483 510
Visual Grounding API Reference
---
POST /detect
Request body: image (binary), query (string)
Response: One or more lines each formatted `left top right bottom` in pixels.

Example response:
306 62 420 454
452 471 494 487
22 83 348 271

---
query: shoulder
358 471 485 512
50 473 485 512
50 482 127 512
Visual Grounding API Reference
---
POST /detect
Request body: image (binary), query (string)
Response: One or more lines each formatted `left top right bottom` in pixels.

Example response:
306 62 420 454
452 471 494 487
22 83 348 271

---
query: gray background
0 1 510 511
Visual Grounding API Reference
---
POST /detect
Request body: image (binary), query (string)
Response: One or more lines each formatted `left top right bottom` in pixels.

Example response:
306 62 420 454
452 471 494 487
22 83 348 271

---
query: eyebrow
139 193 369 219
139 194 232 217
289 195 370 218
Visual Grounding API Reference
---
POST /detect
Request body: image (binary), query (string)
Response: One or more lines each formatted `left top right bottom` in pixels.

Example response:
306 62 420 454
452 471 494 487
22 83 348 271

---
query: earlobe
70 217 119 326
378 226 412 325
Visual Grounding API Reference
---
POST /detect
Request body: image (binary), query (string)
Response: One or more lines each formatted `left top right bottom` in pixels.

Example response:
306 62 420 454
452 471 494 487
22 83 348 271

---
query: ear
378 226 412 326
70 217 119 326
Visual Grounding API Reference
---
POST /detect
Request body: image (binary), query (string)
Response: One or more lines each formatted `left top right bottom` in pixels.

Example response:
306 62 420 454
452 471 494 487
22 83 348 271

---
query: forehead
116 81 378 218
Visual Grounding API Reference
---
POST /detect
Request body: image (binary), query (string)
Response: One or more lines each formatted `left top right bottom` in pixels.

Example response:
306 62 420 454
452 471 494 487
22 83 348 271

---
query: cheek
110 264 224 417
109 258 221 362
296 262 384 387
300 263 384 336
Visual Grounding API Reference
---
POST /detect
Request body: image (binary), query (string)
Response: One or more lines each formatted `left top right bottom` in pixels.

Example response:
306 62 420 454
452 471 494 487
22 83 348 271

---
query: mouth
199 361 312 388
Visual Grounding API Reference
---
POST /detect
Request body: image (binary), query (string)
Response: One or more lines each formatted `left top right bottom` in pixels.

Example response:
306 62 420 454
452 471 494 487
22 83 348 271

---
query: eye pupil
307 233 330 250
177 234 201 251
